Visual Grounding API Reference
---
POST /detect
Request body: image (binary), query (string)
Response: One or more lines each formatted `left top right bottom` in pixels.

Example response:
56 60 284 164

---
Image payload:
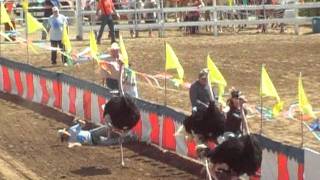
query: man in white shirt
48 6 68 65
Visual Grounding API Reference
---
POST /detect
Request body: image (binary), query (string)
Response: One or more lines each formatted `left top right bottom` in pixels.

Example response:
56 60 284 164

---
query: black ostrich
183 101 225 142
207 135 262 179
102 61 140 166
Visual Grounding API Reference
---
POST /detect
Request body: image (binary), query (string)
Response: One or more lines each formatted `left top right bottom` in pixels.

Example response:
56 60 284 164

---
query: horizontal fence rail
76 2 320 38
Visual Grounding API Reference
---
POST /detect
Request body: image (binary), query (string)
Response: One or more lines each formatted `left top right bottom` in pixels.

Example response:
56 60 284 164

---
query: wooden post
164 41 167 106
300 112 304 147
260 64 264 134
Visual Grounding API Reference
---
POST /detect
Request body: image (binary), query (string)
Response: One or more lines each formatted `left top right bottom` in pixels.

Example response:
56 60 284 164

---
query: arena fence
1 57 319 179
75 1 320 38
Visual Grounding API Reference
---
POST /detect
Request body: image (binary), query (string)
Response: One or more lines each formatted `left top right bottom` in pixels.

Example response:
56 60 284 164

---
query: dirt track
0 92 202 179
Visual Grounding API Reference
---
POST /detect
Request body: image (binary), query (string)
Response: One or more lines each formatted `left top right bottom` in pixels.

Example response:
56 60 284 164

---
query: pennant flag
298 73 316 119
227 0 234 6
26 12 47 34
119 35 129 67
260 65 283 116
207 55 227 104
89 30 98 61
0 3 13 28
62 24 73 65
22 0 29 11
165 42 184 84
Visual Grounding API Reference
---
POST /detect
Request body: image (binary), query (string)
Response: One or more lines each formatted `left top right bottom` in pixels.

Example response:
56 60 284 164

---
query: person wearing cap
96 0 120 44
189 69 216 112
42 0 60 40
58 118 118 148
98 42 124 90
48 6 68 65
224 88 248 135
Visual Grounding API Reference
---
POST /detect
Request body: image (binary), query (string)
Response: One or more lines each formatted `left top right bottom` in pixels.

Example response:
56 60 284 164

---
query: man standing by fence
96 0 119 44
48 6 68 65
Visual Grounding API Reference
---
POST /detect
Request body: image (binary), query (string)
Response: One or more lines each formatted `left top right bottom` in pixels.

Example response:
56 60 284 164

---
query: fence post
294 2 300 35
76 0 83 40
160 0 165 37
213 0 218 36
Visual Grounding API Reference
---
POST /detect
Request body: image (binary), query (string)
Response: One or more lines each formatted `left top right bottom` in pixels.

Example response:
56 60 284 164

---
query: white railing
74 0 320 38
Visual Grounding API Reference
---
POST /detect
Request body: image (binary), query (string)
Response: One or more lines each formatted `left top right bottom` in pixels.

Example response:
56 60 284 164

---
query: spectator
98 42 124 90
48 6 68 65
4 0 16 41
189 69 216 112
144 0 157 37
96 0 120 44
42 0 55 40
123 64 138 98
185 0 204 34
128 0 143 38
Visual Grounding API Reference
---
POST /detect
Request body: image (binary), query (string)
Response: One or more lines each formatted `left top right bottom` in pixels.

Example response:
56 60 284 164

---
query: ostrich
102 44 141 167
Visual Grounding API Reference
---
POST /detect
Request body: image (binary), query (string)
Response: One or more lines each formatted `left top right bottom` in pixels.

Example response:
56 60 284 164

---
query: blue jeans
97 14 116 43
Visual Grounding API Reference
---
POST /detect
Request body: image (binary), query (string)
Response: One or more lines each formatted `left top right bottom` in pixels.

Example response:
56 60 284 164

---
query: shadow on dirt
0 92 204 178
70 166 111 176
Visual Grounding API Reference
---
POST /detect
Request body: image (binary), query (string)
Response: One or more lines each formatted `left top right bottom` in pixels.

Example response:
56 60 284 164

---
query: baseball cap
198 69 208 79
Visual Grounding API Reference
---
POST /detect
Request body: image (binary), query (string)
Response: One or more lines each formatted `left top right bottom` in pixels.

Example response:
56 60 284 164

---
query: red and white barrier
1 59 319 179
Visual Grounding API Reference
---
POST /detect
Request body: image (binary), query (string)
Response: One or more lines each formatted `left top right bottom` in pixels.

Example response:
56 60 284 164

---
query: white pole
294 1 299 35
119 134 125 167
205 159 213 180
213 0 218 36
76 0 83 40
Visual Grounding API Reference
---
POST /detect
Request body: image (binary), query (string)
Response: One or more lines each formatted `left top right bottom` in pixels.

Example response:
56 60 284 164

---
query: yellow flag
22 0 29 11
26 12 46 34
227 0 233 6
207 55 227 103
119 35 129 67
89 30 98 60
165 43 184 82
260 65 283 116
298 73 316 119
0 3 13 28
62 24 72 53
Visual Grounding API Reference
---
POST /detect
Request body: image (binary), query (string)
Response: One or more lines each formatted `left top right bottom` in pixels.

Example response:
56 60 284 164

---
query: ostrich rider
189 69 216 113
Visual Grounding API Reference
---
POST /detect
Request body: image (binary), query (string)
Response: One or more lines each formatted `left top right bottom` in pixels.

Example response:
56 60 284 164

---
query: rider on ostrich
189 69 217 113
224 88 248 136
207 90 262 180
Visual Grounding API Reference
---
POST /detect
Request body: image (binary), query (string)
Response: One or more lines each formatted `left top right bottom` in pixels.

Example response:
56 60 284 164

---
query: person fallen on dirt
98 42 124 91
189 69 216 113
310 118 320 131
57 118 124 148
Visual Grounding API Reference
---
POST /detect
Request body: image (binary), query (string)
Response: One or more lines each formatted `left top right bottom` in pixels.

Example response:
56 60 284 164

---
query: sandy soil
1 26 320 178
0 92 202 179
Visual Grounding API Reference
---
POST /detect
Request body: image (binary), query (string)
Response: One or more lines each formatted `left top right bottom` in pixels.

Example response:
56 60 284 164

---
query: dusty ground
1 26 320 178
0 92 202 179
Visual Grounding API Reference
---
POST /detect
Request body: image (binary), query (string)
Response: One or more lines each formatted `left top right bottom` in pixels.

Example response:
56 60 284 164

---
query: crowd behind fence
7 0 320 40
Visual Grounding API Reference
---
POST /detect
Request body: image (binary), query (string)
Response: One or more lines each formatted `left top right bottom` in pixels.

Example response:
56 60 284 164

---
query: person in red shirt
96 0 119 44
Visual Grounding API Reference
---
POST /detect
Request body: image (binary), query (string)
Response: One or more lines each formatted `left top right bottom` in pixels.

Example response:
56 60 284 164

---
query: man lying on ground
57 118 133 148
